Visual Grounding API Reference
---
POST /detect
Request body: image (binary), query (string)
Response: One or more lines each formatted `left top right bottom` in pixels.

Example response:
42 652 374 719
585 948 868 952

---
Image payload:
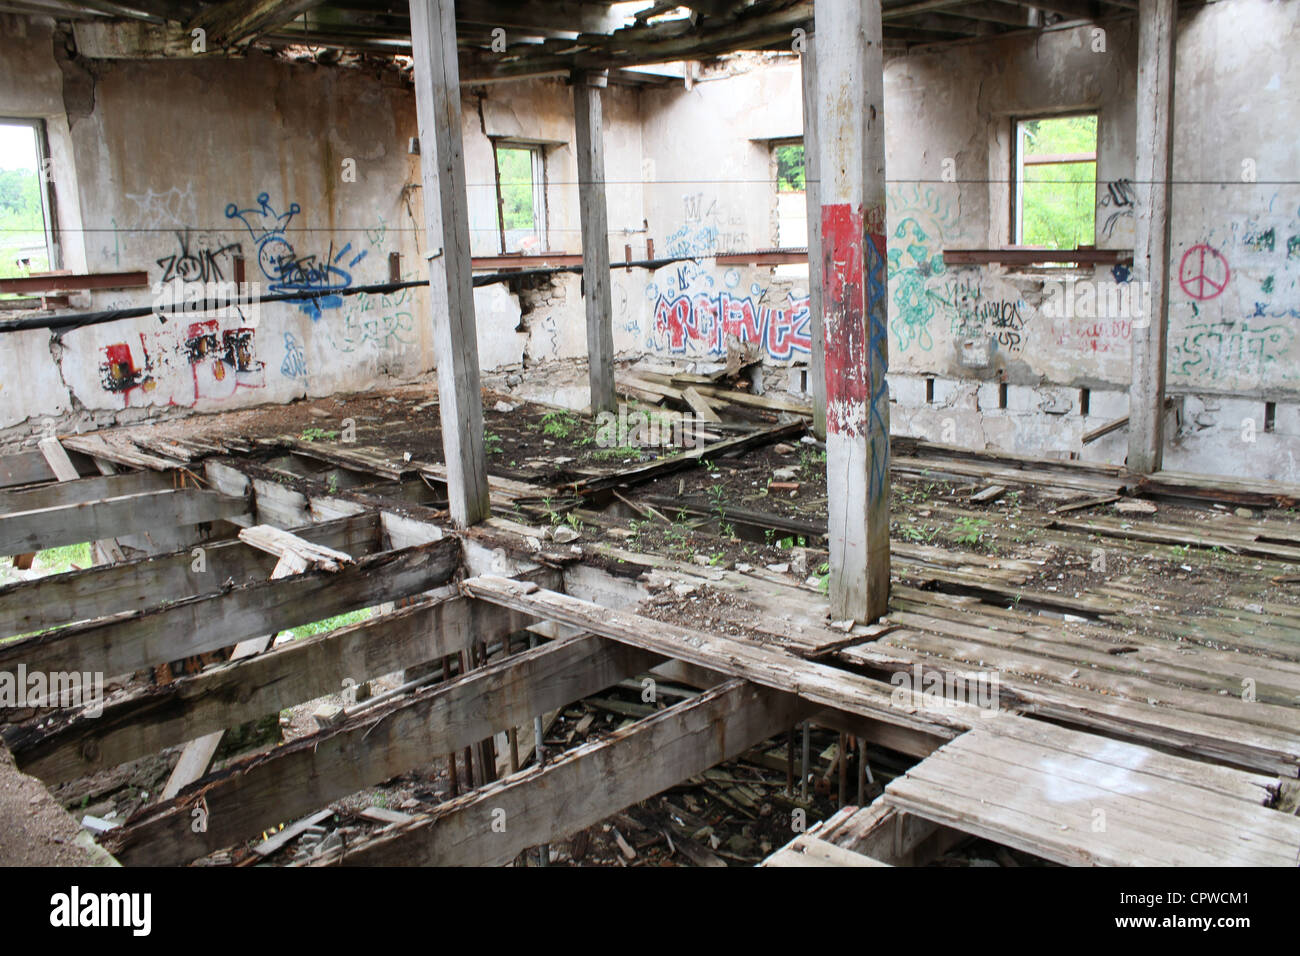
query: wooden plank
0 538 461 678
252 809 332 858
0 468 172 515
573 69 616 415
885 725 1300 866
160 546 319 800
102 633 662 865
1127 0 1176 473
0 487 250 557
7 585 544 785
0 512 381 639
1081 414 1128 445
813 0 890 622
462 576 974 739
680 386 722 424
409 0 490 527
309 679 799 866
570 421 805 496
761 832 890 867
38 438 128 566
800 33 827 442
0 449 63 489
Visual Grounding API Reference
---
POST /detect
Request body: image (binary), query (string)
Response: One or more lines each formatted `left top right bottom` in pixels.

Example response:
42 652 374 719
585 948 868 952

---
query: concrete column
800 35 827 442
1128 0 1176 474
408 0 490 526
813 0 891 622
572 69 617 415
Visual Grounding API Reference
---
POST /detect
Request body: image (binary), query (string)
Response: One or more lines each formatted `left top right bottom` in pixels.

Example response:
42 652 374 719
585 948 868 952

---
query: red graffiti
651 291 810 359
1178 244 1230 301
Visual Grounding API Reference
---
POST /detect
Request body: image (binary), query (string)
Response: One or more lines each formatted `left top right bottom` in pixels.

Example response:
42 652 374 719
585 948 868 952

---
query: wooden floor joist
0 512 384 638
0 538 461 678
0 487 250 557
102 633 662 866
307 679 800 866
461 576 975 741
5 586 547 786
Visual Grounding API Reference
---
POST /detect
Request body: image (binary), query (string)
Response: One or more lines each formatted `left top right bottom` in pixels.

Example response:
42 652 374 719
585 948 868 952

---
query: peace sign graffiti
1178 244 1230 301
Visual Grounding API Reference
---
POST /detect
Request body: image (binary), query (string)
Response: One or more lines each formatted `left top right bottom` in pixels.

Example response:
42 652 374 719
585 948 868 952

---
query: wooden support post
814 0 891 622
1128 0 1176 474
800 36 828 442
408 0 490 527
572 69 616 415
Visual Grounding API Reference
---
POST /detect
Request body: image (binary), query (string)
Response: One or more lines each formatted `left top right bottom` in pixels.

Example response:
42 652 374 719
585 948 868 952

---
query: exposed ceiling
8 0 1138 81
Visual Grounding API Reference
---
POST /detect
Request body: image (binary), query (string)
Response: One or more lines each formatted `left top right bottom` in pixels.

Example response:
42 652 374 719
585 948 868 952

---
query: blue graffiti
226 192 365 320
281 331 308 379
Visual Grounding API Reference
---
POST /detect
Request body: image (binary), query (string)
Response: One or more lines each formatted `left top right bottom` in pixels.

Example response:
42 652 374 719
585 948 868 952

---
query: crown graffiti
225 193 301 244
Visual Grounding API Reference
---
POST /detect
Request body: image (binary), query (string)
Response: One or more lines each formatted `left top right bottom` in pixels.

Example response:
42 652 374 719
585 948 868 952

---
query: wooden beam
7 585 544 786
800 35 827 441
311 679 798 866
814 0 891 622
462 577 974 739
0 468 171 516
1128 0 1175 474
102 633 660 866
190 0 322 45
0 487 250 558
455 0 623 35
0 513 380 640
0 538 460 679
409 0 491 528
572 69 617 415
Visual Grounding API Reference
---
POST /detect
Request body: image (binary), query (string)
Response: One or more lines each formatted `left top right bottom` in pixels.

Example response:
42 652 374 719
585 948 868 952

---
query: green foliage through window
1017 114 1097 251
496 145 540 251
775 143 805 193
0 123 49 281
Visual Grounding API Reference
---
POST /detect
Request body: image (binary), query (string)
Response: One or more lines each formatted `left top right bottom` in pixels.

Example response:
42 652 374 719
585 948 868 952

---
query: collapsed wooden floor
1 382 1298 866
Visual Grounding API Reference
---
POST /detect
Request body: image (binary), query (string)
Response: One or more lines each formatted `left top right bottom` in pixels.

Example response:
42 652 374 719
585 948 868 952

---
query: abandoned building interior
0 0 1299 871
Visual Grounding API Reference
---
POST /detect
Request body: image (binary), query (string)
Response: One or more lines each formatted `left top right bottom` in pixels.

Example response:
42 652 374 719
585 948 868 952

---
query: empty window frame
493 142 547 255
771 139 807 249
1013 114 1097 251
0 118 58 279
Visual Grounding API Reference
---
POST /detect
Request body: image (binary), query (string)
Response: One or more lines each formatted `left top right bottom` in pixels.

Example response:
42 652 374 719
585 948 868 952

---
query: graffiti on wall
886 186 961 354
1098 179 1137 240
1178 244 1231 301
932 275 1029 354
156 231 242 286
650 285 812 360
99 319 265 408
332 280 418 354
226 192 366 319
1170 322 1293 380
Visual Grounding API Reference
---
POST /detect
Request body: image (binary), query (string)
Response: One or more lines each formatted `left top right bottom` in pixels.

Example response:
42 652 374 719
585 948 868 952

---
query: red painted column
814 0 890 622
